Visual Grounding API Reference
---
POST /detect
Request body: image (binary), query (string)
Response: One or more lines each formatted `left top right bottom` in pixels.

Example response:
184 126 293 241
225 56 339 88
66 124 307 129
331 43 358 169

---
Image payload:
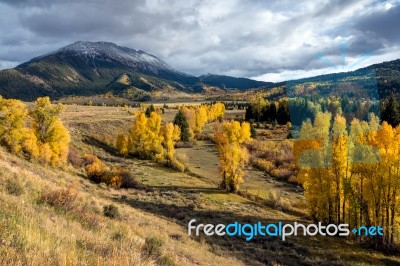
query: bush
252 158 275 172
68 147 83 168
41 186 77 211
120 170 140 189
270 168 293 179
174 141 194 148
84 154 106 183
265 191 292 212
158 254 177 266
143 237 164 258
171 158 185 172
6 178 24 196
103 204 120 219
101 171 122 188
84 154 142 189
288 175 299 184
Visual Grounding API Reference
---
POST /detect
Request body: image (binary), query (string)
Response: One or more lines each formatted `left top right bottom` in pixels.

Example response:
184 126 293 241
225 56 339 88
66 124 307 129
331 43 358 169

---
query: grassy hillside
0 142 242 266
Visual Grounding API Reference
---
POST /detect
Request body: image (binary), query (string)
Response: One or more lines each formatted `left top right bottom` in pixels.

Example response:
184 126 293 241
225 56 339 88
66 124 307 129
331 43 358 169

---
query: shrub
68 147 83 168
265 191 292 212
270 168 293 179
143 237 164 258
103 204 120 219
158 254 177 266
84 154 107 183
252 158 275 172
84 154 142 189
120 170 140 189
171 159 185 172
101 171 122 188
288 175 299 184
6 178 24 196
174 141 194 148
41 186 77 211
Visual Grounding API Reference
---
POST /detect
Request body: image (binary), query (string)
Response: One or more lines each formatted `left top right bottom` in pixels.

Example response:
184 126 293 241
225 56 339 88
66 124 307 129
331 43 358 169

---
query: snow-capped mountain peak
41 41 177 75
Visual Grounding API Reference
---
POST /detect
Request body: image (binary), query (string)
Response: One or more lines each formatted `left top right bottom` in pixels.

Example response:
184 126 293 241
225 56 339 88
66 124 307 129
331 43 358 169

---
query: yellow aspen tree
208 102 226 122
0 98 29 154
130 112 148 158
116 133 129 156
331 115 348 223
363 121 398 245
182 106 196 139
250 94 267 121
147 112 164 160
298 112 332 222
22 128 40 159
129 112 164 160
30 97 70 166
162 122 181 165
214 121 251 192
194 106 208 133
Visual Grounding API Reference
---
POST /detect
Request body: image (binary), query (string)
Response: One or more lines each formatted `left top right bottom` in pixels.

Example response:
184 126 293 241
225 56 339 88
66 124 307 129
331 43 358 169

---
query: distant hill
0 41 268 101
269 59 400 100
198 74 273 91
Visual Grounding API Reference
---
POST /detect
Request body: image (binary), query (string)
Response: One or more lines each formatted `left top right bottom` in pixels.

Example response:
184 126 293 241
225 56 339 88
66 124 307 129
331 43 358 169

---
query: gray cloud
352 3 400 43
0 0 399 82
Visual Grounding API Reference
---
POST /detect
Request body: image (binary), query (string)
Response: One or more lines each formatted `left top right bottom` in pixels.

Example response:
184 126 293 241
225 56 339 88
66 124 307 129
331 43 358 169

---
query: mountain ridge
0 41 399 101
0 41 270 101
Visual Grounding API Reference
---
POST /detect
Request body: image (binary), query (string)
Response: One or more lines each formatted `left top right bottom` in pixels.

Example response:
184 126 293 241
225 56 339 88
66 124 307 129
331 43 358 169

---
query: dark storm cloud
0 0 399 82
353 4 400 43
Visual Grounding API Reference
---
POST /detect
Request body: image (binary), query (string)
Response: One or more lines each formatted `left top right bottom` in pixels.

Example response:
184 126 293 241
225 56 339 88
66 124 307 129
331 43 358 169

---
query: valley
1 103 397 265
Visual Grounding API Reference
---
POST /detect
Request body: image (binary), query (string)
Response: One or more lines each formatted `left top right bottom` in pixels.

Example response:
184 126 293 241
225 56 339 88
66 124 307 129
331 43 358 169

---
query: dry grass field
0 104 399 265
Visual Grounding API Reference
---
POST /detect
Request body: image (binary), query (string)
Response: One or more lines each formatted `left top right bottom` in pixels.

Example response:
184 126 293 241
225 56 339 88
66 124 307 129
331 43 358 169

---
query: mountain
0 41 268 101
199 74 273 90
1 41 399 101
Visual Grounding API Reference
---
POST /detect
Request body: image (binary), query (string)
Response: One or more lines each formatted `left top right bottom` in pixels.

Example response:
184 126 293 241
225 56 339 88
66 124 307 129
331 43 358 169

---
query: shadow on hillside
112 188 398 266
149 185 228 195
123 197 305 265
83 135 119 156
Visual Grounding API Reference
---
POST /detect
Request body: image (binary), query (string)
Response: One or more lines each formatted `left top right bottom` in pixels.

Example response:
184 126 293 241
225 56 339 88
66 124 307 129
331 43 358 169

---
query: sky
0 0 399 82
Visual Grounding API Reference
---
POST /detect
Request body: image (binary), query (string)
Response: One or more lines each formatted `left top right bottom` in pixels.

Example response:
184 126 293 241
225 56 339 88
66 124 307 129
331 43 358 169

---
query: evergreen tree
382 95 400 127
173 109 190 141
245 105 254 121
145 104 156 117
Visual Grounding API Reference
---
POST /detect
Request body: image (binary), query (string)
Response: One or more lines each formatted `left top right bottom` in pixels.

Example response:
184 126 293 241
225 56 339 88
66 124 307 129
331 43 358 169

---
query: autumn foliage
115 111 184 171
83 154 139 188
297 112 400 247
176 102 225 140
0 96 70 166
214 121 251 192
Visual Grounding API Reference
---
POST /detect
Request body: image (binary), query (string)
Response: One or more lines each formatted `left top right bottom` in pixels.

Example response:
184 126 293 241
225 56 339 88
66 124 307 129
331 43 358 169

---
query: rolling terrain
1 104 399 265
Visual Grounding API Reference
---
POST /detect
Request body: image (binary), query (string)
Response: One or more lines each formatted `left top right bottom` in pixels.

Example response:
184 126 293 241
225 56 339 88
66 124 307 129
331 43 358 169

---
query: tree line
296 111 399 248
116 102 226 171
115 102 252 192
245 95 290 124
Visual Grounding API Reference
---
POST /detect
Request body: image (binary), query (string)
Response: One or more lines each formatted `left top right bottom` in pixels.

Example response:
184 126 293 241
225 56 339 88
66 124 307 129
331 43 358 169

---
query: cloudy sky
0 0 399 82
